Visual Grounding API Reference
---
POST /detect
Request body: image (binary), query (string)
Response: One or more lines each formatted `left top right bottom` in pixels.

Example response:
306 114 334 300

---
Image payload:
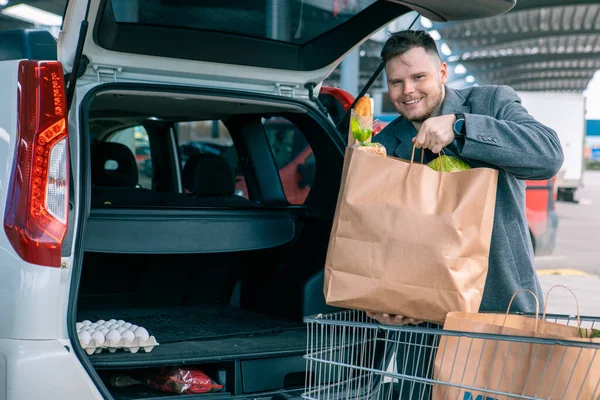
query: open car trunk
73 86 343 399
77 251 312 399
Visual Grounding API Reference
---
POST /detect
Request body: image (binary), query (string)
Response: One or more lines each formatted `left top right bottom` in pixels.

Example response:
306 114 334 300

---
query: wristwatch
453 113 466 138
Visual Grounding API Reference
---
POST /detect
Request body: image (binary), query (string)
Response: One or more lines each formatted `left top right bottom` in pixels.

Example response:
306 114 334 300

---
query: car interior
76 87 346 399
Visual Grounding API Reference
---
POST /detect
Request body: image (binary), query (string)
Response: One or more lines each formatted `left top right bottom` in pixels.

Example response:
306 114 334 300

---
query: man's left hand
412 115 456 154
366 311 423 326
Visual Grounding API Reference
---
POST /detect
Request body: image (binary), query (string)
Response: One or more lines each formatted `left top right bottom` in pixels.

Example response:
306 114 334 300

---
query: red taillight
3 61 69 267
320 86 355 110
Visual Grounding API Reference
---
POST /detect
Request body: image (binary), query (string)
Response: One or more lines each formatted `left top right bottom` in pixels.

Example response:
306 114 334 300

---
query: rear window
110 0 377 45
264 117 315 205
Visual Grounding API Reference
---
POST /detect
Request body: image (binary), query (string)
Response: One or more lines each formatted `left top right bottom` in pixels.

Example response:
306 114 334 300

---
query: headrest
182 154 235 197
91 142 139 187
0 29 57 61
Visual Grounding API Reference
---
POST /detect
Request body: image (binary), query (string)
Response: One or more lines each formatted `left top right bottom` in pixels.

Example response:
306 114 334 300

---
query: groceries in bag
348 96 386 156
427 155 471 172
434 286 600 400
324 143 498 323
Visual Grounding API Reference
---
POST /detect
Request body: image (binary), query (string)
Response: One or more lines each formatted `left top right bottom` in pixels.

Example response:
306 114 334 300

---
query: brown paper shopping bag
323 146 499 323
433 286 600 400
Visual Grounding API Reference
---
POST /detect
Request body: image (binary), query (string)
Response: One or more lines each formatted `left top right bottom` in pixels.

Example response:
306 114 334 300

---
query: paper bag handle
541 285 581 329
410 144 446 171
504 289 540 332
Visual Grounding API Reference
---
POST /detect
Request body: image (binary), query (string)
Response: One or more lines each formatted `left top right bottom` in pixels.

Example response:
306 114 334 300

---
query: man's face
385 47 448 123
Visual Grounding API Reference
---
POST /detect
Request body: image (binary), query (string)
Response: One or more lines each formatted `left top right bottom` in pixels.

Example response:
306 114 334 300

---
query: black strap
336 14 421 133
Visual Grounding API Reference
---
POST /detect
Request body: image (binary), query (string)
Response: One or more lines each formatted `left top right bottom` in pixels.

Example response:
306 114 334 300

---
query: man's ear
440 62 448 84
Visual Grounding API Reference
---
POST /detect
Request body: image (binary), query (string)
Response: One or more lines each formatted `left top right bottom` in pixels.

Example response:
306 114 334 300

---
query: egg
96 320 106 325
129 325 138 331
89 323 98 330
121 330 135 343
108 324 119 330
78 330 91 345
100 328 109 336
116 320 125 326
134 327 150 341
82 320 92 326
76 322 83 331
122 323 132 330
116 327 126 333
108 319 117 324
90 331 105 346
105 329 121 343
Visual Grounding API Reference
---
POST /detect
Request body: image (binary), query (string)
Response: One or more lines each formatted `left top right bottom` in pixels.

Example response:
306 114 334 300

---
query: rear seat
91 141 162 206
182 153 235 196
91 142 253 208
179 153 254 207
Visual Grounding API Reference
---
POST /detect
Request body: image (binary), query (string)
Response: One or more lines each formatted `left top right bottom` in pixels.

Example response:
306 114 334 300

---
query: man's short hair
380 30 441 64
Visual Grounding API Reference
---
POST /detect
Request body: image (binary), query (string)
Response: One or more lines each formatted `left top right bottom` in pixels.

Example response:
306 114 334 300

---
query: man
366 30 564 324
360 29 563 399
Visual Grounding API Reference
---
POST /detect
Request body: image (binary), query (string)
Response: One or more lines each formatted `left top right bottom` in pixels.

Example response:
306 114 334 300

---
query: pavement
534 170 600 320
537 271 599 318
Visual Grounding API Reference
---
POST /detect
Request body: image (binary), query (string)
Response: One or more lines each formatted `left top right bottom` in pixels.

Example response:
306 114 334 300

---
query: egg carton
76 319 159 355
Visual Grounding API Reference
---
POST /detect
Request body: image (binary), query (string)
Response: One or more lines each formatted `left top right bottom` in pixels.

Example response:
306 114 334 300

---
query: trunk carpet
87 328 307 369
77 306 306 369
78 305 303 343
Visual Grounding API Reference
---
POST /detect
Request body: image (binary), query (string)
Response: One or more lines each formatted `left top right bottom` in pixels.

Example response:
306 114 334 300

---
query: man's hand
412 114 456 154
366 311 423 326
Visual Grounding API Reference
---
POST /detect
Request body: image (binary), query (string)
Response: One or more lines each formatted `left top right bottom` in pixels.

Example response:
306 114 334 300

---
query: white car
0 0 514 399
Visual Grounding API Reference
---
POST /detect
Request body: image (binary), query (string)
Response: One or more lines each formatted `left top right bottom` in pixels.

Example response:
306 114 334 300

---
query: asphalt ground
535 170 600 317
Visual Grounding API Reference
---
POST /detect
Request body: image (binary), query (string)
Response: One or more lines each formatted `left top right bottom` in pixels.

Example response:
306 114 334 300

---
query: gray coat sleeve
457 85 564 180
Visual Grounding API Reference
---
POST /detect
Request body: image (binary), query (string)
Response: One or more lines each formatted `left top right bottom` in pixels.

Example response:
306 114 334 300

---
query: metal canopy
437 1 600 92
325 0 600 93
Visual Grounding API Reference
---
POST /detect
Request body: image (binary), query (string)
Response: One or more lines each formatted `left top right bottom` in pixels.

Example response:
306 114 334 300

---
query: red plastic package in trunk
146 367 224 394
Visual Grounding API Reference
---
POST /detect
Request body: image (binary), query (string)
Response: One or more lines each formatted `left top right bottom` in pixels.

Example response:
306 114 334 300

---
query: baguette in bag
349 97 386 156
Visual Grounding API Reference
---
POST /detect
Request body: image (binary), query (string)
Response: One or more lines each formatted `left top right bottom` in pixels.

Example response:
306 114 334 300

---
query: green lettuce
427 155 471 172
350 117 372 144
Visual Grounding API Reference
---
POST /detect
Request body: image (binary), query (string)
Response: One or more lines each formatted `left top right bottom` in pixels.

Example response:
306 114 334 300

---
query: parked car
0 1 517 399
134 142 151 165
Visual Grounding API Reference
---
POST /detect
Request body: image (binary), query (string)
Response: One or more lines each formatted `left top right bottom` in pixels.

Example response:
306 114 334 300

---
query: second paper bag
324 147 499 323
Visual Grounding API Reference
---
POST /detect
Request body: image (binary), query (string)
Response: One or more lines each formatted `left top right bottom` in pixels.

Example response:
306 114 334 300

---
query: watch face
454 119 465 135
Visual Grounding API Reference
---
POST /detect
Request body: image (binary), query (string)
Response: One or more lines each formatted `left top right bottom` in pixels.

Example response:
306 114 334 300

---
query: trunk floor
77 305 306 369
88 328 306 369
78 305 303 343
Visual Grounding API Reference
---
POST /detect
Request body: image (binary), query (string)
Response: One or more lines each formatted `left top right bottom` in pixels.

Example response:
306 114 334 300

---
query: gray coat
372 85 564 314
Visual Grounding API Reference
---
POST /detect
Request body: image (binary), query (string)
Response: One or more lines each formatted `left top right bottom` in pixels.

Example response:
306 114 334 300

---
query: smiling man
365 30 564 399
369 30 564 323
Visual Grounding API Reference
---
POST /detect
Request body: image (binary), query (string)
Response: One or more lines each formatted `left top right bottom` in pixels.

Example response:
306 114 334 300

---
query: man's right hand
366 311 423 326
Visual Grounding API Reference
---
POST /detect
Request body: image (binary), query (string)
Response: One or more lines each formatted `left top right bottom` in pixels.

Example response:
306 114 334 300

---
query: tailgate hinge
93 65 123 82
275 82 300 98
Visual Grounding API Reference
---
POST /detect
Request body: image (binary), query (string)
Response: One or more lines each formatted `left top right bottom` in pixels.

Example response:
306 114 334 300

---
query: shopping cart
303 310 600 400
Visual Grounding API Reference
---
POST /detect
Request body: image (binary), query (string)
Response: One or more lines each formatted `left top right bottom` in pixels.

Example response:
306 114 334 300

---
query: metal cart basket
303 310 600 400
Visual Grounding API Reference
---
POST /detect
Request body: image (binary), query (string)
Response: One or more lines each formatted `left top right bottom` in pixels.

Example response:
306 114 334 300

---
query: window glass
111 0 378 45
263 117 315 204
176 120 249 199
